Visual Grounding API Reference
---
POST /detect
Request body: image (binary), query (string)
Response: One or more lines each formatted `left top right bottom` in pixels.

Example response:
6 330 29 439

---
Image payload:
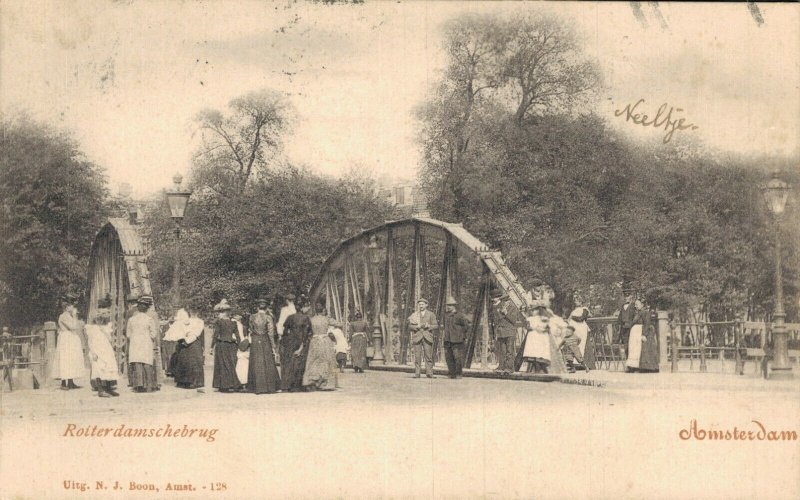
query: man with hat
617 289 636 359
491 289 518 375
407 298 438 378
126 295 160 392
442 296 471 379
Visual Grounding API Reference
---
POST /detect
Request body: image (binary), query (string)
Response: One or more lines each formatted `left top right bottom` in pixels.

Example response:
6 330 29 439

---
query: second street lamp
763 171 793 380
166 173 192 305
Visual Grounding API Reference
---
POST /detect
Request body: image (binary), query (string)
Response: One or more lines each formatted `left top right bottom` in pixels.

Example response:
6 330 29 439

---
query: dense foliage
0 115 111 326
143 91 394 315
417 13 800 320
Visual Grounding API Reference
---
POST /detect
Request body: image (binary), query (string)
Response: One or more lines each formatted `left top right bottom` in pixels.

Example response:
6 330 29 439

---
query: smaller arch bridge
309 217 539 368
85 218 155 374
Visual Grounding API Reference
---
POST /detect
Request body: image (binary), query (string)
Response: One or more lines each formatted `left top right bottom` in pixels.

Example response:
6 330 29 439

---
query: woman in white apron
232 314 250 391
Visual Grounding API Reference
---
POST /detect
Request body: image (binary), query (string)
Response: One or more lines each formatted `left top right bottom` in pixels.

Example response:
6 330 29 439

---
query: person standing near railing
54 293 86 390
618 290 637 360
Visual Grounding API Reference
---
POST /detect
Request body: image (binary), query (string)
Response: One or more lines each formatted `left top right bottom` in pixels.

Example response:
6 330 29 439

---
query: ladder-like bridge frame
309 217 535 368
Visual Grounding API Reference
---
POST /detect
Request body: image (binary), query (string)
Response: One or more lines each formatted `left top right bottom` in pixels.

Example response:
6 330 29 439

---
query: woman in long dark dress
212 299 240 392
626 300 660 372
247 298 281 394
280 295 312 392
350 311 369 373
173 306 206 391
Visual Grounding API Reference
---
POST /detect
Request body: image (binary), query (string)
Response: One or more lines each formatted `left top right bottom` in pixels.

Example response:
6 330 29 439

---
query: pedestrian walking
442 296 470 379
408 298 438 378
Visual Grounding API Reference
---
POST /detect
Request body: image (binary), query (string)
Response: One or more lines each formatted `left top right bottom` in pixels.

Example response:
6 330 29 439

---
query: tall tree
0 114 109 325
192 89 292 196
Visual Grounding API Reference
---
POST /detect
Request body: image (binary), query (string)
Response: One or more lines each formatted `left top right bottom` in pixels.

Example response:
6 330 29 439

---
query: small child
559 325 587 373
329 319 348 372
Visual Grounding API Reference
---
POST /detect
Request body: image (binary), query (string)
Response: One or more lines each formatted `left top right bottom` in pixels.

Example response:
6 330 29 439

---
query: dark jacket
443 311 471 343
492 299 518 339
618 303 637 330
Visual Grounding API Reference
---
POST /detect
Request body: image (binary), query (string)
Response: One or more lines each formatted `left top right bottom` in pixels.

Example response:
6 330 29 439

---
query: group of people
617 290 660 372
52 284 658 396
209 294 350 394
53 292 166 397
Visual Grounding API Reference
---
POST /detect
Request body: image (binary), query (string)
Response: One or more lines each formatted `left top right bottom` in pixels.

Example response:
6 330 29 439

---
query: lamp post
367 235 385 363
166 173 192 305
763 171 793 380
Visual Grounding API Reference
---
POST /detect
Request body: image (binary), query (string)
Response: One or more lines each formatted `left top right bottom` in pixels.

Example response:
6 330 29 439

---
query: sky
1 1 798 197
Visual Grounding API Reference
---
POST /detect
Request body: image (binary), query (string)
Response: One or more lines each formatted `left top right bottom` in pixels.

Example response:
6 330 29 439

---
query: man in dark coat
280 296 312 392
442 296 471 379
617 290 636 358
491 290 518 374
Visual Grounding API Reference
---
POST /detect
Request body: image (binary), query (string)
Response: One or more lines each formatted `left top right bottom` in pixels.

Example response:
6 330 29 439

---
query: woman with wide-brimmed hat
211 299 240 392
54 293 87 390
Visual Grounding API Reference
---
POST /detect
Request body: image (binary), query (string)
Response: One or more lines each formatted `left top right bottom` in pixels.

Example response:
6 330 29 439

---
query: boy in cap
559 324 587 373
407 298 438 378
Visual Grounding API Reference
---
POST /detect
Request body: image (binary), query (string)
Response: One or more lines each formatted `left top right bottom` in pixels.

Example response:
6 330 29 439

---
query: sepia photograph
1 1 798 498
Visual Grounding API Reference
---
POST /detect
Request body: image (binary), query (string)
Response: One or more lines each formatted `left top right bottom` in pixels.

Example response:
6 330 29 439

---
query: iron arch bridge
309 216 543 368
85 217 155 373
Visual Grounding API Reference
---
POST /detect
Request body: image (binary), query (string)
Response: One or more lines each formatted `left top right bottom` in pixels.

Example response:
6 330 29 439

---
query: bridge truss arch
85 217 155 373
309 217 545 369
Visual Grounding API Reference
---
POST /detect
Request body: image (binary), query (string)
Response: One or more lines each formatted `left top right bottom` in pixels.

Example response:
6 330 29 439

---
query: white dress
54 311 86 380
86 324 119 381
522 316 551 361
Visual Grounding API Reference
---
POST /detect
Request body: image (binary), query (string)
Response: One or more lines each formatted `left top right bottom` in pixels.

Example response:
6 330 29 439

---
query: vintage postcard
1 1 798 499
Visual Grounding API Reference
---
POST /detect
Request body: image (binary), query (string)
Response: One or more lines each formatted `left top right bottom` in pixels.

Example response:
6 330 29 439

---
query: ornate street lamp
166 173 192 305
763 171 792 380
367 235 385 362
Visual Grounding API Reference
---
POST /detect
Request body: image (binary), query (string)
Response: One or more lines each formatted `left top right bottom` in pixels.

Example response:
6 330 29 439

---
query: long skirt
279 342 308 392
247 335 280 394
161 340 177 375
55 330 86 380
129 362 158 391
627 325 659 372
303 335 337 390
351 334 368 370
213 341 239 390
173 340 205 388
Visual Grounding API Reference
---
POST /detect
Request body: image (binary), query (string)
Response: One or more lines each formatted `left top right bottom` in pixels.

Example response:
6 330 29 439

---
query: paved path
2 370 798 499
